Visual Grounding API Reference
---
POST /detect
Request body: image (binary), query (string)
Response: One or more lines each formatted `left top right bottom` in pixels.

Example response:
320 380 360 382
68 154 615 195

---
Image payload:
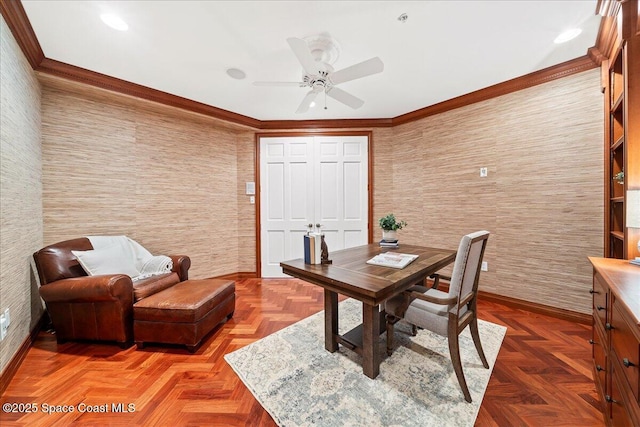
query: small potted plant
614 171 624 185
379 213 407 242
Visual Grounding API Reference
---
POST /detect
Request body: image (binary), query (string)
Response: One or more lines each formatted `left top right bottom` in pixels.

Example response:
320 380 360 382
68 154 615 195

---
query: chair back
447 231 489 313
33 238 93 286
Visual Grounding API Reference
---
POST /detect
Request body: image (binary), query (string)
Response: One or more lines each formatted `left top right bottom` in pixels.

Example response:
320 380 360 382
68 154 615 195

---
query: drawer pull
622 358 635 368
589 339 595 345
589 289 599 294
596 364 605 372
596 305 605 311
605 395 618 404
605 323 613 330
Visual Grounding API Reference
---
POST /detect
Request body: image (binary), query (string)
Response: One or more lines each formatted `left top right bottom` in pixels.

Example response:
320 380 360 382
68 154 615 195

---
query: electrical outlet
0 314 7 341
480 167 488 177
481 261 488 271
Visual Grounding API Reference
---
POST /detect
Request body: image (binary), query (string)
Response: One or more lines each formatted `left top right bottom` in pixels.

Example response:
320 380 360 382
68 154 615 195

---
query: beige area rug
225 298 506 427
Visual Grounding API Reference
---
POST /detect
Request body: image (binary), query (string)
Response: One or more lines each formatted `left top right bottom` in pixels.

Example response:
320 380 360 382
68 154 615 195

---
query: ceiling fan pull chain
324 90 327 110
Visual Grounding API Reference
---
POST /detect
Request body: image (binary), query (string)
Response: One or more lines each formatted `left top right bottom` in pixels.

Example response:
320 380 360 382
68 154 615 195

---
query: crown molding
0 0 44 68
1 0 601 130
259 118 393 129
588 46 607 66
392 55 598 126
37 58 262 129
594 4 621 59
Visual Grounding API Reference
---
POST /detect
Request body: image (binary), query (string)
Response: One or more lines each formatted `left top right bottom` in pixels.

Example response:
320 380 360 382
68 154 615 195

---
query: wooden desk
280 244 456 379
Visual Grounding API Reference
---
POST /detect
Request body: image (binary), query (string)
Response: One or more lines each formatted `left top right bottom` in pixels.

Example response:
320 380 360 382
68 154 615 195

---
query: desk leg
324 290 338 352
362 303 380 379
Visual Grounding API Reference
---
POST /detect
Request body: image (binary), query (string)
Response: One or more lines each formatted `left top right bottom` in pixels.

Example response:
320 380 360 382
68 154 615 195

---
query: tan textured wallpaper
236 130 257 273
376 69 604 314
40 76 248 280
0 16 44 374
38 67 602 316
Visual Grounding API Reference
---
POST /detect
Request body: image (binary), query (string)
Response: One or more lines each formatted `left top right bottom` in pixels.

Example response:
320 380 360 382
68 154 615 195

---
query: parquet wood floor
0 278 604 426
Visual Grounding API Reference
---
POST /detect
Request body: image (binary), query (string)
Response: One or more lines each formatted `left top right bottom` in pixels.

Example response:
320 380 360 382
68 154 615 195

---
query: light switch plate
245 182 255 195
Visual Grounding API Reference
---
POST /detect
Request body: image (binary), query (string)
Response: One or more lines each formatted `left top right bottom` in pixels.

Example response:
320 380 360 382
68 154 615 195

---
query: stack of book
366 252 418 269
379 239 399 248
304 233 323 264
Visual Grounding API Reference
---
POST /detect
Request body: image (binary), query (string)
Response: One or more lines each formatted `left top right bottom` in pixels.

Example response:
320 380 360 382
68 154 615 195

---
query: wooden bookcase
593 2 640 426
606 47 626 259
603 0 640 261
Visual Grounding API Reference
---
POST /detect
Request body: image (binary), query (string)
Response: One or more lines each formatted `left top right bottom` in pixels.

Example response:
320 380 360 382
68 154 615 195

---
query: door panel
344 162 363 220
266 163 284 220
289 162 309 220
319 161 339 221
266 231 285 263
260 135 368 277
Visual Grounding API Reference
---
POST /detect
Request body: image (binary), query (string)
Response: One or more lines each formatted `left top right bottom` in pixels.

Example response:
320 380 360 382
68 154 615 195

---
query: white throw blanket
86 236 173 281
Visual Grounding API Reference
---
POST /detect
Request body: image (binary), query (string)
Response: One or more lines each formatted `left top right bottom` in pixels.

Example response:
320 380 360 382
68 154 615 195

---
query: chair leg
411 324 417 336
448 332 472 403
470 316 489 369
385 314 397 356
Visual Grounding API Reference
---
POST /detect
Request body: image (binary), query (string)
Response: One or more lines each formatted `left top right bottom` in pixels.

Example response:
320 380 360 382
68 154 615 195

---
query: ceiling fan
254 36 384 113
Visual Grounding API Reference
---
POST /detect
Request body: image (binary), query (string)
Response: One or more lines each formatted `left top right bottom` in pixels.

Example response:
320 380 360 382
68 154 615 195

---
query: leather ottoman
133 279 235 352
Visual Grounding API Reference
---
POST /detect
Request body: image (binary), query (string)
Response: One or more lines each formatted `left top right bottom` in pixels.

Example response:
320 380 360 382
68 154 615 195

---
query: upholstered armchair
384 230 490 402
33 238 190 346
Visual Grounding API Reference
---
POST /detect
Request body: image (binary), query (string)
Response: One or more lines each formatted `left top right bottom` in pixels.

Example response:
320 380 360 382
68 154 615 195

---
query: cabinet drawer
593 325 607 393
610 363 637 427
593 273 608 326
611 302 639 403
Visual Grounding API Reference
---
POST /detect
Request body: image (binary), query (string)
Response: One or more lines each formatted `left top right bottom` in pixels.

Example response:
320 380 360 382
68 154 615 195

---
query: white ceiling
21 1 602 121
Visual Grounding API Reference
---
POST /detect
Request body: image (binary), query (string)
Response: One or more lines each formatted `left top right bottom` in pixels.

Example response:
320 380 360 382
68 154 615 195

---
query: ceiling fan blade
296 89 321 114
326 87 364 109
253 81 305 87
330 57 384 85
287 37 323 76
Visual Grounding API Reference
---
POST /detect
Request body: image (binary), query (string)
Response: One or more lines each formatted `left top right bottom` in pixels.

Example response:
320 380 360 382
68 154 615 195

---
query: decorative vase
382 229 397 242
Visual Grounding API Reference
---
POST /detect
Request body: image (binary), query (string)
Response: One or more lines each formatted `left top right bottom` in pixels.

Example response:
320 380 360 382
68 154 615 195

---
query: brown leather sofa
33 238 190 347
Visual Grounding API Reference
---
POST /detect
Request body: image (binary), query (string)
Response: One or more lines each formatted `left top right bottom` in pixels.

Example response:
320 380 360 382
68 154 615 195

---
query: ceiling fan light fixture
554 28 582 44
256 35 383 113
100 13 128 31
226 68 246 80
303 33 340 65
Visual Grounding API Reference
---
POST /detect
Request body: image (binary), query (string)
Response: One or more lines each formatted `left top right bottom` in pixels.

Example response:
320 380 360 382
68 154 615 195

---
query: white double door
260 135 369 277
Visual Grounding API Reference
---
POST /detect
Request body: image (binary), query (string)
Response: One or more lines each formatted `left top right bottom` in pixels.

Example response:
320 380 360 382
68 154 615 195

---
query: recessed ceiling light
554 28 582 44
226 68 246 80
100 13 128 31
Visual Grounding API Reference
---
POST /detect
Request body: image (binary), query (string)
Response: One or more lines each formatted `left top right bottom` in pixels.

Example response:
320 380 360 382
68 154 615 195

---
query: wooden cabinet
589 257 640 426
602 0 640 260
